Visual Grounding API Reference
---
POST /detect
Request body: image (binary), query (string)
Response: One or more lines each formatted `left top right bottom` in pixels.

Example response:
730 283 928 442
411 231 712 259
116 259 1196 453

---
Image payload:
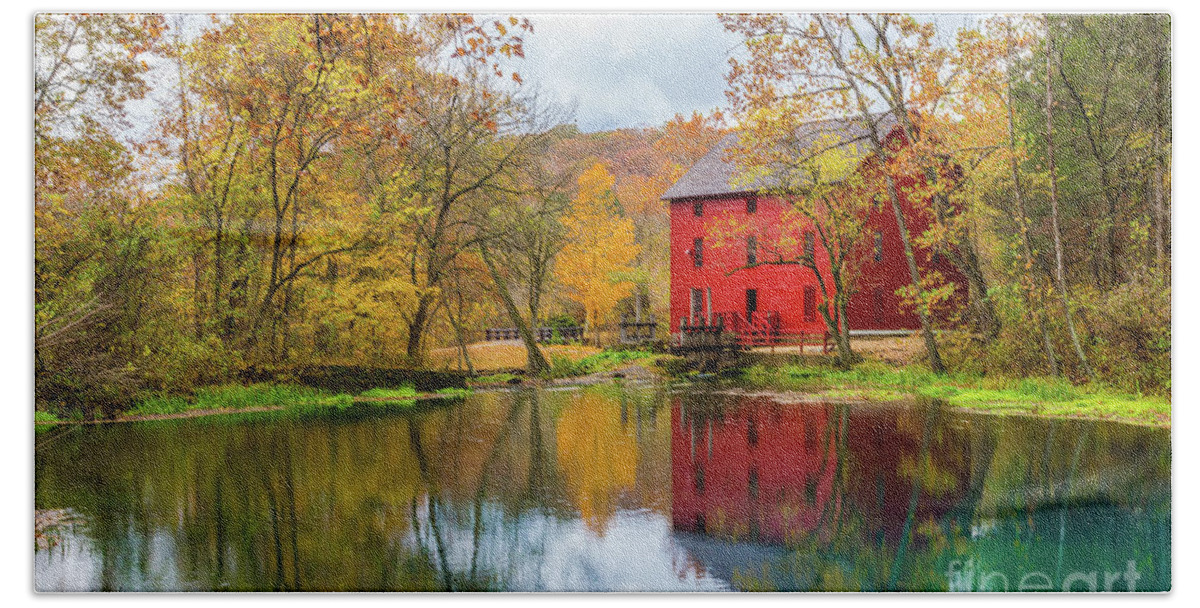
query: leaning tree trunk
479 243 550 375
884 173 947 374
445 301 476 376
1045 26 1094 381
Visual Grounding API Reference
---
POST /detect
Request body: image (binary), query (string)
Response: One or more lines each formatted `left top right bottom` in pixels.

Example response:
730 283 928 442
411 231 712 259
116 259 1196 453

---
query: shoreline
35 365 1170 429
733 361 1171 428
706 386 1170 429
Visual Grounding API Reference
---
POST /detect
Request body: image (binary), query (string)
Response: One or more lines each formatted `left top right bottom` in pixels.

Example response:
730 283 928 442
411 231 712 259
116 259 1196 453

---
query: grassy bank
36 383 478 425
740 360 1170 426
128 383 350 417
546 349 662 378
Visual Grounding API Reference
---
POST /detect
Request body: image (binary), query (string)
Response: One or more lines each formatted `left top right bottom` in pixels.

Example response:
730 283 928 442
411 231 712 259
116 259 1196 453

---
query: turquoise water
34 386 1170 591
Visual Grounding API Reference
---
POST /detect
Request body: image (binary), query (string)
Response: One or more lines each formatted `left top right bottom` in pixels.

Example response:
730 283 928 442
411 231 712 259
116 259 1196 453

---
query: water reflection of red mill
671 396 968 547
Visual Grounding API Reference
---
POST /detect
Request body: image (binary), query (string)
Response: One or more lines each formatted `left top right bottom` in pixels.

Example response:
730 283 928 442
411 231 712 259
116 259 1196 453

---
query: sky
116 12 987 141
516 14 741 132
504 12 976 133
118 13 741 141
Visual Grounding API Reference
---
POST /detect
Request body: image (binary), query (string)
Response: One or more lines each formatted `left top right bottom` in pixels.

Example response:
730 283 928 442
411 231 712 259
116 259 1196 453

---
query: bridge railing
673 312 833 354
619 314 658 344
484 326 584 343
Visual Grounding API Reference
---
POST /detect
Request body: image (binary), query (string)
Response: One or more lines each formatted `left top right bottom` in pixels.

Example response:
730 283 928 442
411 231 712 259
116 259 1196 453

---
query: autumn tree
616 112 725 323
953 16 1061 376
714 133 872 364
473 152 571 376
557 163 641 346
165 15 397 364
393 17 560 364
722 12 1003 373
35 13 166 411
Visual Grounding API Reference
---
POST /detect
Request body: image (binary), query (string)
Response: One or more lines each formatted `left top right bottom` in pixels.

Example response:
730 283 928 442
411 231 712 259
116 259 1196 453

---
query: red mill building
661 116 967 344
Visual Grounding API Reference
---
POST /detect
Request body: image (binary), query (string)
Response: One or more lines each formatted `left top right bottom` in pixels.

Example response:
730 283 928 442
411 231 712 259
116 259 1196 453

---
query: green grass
740 360 1170 426
355 386 416 409
129 383 350 417
547 349 660 379
358 386 419 400
34 410 63 424
433 387 472 399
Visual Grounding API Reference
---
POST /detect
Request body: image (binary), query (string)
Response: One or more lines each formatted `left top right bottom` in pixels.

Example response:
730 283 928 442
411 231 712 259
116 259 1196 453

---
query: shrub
1077 271 1170 394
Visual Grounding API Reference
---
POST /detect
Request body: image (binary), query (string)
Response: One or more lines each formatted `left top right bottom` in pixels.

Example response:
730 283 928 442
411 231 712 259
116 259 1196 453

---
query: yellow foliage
557 163 641 338
555 391 638 535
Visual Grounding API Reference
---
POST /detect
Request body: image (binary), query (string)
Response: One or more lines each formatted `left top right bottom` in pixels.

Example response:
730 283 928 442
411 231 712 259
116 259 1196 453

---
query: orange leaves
440 13 529 84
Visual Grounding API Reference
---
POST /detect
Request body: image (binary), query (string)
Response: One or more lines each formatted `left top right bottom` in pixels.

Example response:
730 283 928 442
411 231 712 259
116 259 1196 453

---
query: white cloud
520 14 738 132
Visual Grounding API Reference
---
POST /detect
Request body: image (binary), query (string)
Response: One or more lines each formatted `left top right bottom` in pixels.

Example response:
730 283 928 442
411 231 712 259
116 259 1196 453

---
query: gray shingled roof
660 114 898 201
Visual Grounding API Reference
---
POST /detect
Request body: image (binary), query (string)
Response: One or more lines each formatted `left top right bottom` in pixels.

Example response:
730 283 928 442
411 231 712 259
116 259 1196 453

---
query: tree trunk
837 297 853 363
479 243 550 375
808 245 858 366
885 173 946 374
405 292 434 363
1045 25 1095 381
1101 165 1121 288
1151 34 1168 272
445 301 476 376
1006 27 1060 377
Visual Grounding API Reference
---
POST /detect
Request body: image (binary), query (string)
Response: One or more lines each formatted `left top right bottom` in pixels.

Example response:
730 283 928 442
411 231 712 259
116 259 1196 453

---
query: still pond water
35 385 1170 592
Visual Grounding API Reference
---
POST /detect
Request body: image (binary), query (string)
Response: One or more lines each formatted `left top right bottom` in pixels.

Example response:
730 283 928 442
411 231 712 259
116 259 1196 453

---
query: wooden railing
619 314 657 344
676 316 737 350
675 311 834 354
753 330 834 354
712 310 781 347
484 326 584 342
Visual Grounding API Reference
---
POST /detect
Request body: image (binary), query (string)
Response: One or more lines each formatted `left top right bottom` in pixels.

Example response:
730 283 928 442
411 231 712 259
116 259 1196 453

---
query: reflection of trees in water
555 391 639 535
674 396 1170 591
670 395 1019 590
33 390 1168 591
